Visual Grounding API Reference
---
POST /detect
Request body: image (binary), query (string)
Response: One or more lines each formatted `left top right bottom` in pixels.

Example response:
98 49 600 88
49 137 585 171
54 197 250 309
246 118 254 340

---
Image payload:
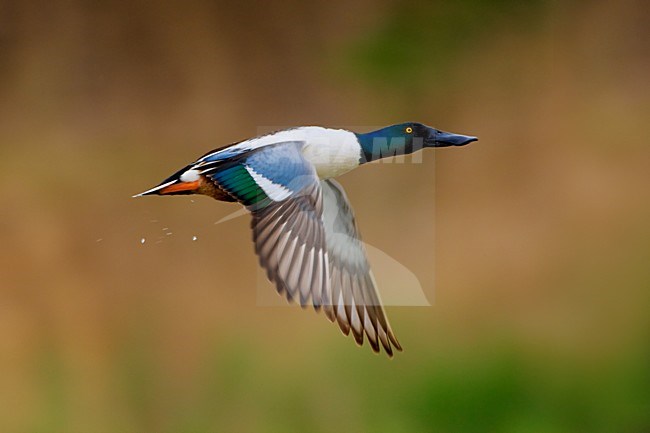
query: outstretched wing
209 141 401 356
321 179 402 355
210 141 332 312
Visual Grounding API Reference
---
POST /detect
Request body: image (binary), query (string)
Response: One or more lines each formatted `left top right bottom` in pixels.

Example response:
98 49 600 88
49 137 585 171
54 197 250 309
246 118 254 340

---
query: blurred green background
1 0 649 432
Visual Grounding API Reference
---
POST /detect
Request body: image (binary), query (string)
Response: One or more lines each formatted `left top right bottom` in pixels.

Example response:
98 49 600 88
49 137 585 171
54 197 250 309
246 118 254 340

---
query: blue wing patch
209 141 317 209
244 142 315 193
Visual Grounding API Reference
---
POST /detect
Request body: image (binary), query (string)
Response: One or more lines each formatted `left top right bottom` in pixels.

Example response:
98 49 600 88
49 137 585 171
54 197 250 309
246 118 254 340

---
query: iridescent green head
355 122 477 163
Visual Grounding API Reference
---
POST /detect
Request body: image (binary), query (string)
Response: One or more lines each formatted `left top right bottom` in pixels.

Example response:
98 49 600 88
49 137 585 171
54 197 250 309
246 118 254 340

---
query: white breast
299 127 361 179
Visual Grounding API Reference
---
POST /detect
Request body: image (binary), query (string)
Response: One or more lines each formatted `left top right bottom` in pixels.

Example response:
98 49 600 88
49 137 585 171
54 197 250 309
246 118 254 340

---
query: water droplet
192 236 198 241
140 238 146 244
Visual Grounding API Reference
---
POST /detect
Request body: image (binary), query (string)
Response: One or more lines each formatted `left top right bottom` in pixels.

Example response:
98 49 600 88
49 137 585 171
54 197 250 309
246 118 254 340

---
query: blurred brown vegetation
0 0 649 432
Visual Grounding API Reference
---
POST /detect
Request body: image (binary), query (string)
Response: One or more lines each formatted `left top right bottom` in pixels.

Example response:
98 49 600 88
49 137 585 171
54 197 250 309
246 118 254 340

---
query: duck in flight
135 123 477 356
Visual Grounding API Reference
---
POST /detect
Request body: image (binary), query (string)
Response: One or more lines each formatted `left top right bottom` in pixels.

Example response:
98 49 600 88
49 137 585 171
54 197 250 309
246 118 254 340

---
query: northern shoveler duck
135 123 477 356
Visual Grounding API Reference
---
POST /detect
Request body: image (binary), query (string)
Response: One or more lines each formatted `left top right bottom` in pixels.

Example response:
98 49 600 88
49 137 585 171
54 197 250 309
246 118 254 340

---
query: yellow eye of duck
405 126 413 134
